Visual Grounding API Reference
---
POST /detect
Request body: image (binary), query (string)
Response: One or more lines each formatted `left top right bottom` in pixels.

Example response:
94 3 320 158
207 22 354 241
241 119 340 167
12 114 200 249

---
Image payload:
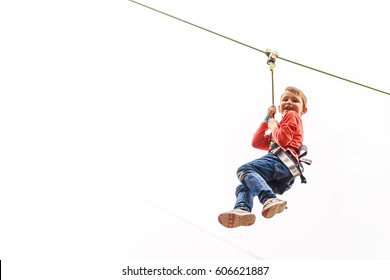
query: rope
128 0 389 96
271 69 275 105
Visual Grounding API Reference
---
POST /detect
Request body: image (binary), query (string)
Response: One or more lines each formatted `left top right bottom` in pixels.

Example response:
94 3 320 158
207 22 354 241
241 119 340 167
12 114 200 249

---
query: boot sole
218 212 256 228
262 200 287 219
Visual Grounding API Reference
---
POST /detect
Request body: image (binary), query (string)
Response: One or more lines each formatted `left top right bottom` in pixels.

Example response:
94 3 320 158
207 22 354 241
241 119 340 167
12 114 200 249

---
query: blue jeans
234 153 295 212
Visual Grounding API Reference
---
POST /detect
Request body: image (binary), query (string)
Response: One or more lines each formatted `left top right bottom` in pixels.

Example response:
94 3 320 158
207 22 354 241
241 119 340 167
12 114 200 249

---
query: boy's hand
266 105 277 118
268 118 279 130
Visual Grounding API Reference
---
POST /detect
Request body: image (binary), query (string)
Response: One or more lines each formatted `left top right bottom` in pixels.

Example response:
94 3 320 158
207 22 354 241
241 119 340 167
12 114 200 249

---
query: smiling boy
218 86 308 228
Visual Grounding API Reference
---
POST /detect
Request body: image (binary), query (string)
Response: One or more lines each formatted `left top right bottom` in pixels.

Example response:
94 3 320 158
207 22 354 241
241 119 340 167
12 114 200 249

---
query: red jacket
252 110 304 162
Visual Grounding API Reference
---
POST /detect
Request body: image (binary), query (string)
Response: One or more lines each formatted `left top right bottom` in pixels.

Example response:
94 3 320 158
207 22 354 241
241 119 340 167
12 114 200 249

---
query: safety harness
269 142 312 184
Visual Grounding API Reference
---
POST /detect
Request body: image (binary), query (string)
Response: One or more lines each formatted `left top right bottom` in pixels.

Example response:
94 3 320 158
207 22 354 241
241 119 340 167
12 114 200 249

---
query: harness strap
270 146 301 177
270 144 312 184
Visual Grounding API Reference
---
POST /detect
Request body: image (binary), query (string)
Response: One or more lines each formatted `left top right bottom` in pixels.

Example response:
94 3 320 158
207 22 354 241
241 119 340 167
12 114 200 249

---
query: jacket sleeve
270 111 299 147
252 121 271 150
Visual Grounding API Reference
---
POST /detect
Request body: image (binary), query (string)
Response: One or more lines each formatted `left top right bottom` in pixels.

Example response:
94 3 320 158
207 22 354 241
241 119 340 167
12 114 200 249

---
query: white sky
1 0 390 272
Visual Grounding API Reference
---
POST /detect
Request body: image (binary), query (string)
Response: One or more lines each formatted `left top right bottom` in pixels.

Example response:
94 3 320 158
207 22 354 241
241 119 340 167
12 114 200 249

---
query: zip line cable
128 0 389 96
129 0 266 55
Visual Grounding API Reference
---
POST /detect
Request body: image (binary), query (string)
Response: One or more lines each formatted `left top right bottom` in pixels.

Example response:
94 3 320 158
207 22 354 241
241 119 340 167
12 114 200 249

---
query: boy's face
278 90 307 117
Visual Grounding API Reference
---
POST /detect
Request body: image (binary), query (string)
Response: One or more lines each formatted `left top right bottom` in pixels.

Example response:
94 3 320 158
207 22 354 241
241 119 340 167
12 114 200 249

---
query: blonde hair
283 86 307 109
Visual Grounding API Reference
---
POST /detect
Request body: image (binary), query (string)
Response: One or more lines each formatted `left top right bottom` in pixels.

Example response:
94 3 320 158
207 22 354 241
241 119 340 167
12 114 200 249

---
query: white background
1 0 390 276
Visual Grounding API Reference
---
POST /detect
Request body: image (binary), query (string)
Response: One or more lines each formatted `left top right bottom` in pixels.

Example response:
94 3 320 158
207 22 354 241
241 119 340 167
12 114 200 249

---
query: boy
218 86 308 228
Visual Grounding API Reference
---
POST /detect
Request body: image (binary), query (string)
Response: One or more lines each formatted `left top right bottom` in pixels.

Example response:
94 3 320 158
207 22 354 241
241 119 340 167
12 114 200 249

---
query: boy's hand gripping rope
266 49 279 106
